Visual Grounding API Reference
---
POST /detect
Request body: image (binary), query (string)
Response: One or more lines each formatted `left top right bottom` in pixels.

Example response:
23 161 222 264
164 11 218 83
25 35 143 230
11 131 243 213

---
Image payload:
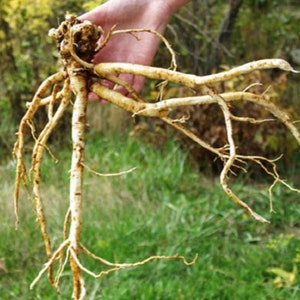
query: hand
80 0 187 96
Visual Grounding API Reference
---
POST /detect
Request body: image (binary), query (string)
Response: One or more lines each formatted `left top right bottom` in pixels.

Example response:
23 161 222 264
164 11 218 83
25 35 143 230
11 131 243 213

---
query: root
14 14 300 299
82 162 137 177
13 71 67 227
30 239 198 295
94 59 298 88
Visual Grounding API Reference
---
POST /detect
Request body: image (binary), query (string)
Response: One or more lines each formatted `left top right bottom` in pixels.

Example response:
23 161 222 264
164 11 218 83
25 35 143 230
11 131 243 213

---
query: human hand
80 0 188 97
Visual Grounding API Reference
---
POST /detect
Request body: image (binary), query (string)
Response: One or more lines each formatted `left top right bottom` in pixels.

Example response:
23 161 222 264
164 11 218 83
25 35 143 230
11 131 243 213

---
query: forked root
13 14 300 299
30 239 198 295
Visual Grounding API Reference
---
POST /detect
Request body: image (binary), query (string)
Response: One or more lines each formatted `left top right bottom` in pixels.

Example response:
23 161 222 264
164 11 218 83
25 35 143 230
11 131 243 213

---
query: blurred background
1 0 300 299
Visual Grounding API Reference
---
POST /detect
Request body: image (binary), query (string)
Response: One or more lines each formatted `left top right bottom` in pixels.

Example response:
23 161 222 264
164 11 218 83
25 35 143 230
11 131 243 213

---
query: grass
1 130 300 299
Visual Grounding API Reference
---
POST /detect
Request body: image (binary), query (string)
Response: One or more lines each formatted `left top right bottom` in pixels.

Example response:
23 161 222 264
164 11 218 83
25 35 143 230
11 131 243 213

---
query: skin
80 0 191 96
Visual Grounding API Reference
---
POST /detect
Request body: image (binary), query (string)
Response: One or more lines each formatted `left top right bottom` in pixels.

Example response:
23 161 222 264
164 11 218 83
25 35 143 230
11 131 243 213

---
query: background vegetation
1 134 300 299
1 0 300 162
1 0 300 299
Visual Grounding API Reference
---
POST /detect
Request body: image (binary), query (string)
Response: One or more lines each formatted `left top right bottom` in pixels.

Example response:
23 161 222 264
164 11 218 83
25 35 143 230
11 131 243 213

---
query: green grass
1 131 300 299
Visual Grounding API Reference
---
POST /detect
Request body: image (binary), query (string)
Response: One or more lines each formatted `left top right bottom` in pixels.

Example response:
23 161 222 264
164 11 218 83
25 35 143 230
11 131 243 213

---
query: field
1 131 300 299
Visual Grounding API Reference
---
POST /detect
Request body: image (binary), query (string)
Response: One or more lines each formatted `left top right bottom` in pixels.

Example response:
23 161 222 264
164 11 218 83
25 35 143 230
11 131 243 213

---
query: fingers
79 6 106 26
88 73 144 102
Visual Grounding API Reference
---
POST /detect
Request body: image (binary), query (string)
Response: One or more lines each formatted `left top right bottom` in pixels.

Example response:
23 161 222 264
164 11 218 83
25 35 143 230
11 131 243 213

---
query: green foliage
0 0 100 157
82 0 107 12
1 133 300 299
266 233 299 288
1 0 300 165
1 1 300 297
233 1 300 60
148 0 300 171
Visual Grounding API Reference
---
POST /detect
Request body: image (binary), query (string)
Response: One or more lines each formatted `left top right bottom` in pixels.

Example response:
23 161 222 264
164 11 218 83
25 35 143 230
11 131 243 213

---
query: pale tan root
14 74 71 287
14 15 300 299
75 244 198 278
111 28 177 71
82 163 137 177
30 239 70 290
31 78 72 284
94 59 298 88
15 19 198 299
13 71 67 227
67 65 89 299
92 60 300 222
204 86 268 223
30 240 197 291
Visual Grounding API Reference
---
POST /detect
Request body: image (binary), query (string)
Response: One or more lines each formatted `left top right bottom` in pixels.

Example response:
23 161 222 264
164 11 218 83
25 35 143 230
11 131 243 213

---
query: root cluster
13 14 300 299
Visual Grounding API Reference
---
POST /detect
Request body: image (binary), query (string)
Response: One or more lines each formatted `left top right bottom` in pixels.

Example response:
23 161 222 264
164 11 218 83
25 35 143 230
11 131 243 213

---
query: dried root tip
251 211 270 223
221 182 270 223
265 58 299 73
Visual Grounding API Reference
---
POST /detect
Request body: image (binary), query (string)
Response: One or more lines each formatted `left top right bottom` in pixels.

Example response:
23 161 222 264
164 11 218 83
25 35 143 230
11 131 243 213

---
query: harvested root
13 14 300 299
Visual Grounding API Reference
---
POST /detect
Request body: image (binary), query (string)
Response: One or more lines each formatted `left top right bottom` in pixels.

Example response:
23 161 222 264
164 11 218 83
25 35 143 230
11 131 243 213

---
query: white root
13 71 67 227
82 163 137 177
94 59 298 87
68 66 89 299
14 14 300 299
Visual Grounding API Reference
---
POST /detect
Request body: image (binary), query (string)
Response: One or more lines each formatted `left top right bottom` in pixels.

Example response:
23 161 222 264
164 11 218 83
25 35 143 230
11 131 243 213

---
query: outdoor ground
1 131 300 299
